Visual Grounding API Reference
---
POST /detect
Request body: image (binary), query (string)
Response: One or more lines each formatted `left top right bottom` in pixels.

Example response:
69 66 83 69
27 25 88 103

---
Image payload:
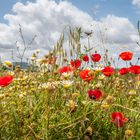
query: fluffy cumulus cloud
0 0 139 64
132 0 140 14
132 0 140 7
101 15 139 44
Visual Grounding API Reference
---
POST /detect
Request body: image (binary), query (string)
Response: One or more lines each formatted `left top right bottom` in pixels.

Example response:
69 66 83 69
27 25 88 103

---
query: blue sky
0 0 139 26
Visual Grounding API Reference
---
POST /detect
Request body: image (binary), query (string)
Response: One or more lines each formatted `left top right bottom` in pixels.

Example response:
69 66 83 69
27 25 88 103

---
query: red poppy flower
87 89 102 100
129 65 140 74
119 52 133 61
0 75 13 87
111 112 127 127
118 68 129 75
58 66 73 74
79 69 93 82
70 59 81 69
91 53 101 62
82 54 89 62
102 66 114 76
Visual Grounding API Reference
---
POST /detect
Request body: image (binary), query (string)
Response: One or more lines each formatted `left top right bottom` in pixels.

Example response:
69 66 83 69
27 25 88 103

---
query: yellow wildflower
105 95 114 104
128 89 136 96
101 103 110 110
4 61 12 68
66 100 78 112
61 80 73 89
125 129 133 137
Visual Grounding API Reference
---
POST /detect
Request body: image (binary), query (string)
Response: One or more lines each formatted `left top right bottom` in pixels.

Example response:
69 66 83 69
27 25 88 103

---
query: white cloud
132 0 140 7
132 0 140 14
0 0 139 65
101 15 139 44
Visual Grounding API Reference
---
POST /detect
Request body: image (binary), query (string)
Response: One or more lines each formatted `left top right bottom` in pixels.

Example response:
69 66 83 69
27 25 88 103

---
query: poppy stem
116 126 119 140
